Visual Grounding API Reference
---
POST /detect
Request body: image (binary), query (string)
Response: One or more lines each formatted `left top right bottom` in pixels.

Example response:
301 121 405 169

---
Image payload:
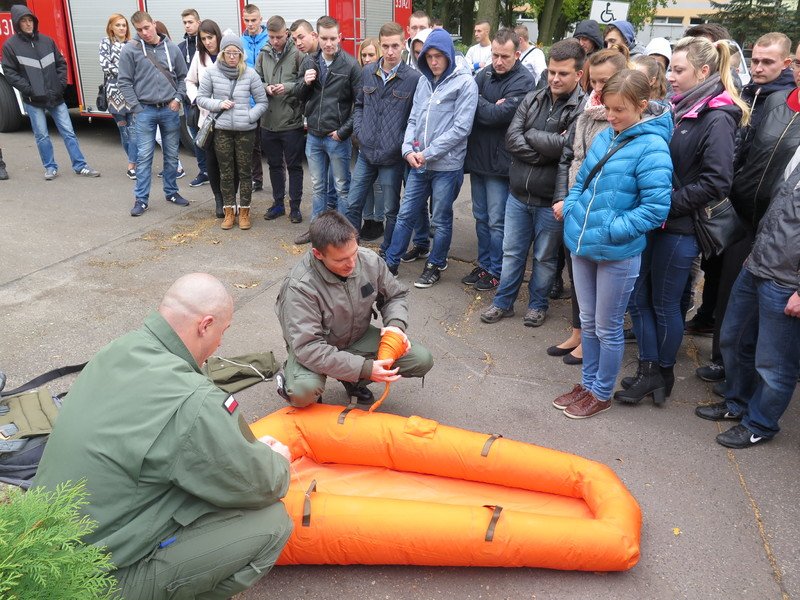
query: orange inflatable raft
250 404 641 571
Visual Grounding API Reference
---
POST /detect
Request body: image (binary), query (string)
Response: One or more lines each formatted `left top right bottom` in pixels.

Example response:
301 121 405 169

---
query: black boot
341 381 374 405
0 150 8 180
620 361 644 390
614 360 666 405
214 194 224 219
659 365 674 399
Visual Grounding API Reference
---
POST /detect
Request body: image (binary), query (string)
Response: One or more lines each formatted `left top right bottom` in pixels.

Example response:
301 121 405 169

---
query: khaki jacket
33 312 289 568
276 248 409 382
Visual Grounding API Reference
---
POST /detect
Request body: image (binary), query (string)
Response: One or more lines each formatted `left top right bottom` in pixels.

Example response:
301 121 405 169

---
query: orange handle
368 330 406 413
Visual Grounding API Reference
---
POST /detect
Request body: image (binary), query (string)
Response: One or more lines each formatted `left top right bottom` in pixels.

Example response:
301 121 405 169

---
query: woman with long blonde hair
619 37 749 405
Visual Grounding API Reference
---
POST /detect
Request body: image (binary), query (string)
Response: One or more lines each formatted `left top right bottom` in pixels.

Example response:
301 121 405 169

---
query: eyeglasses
223 51 241 57
791 59 800 70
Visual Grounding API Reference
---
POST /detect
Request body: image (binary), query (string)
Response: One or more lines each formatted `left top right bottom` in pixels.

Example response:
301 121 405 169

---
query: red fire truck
0 0 411 136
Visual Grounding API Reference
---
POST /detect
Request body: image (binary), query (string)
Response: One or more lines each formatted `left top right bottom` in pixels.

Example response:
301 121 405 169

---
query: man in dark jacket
1 6 100 180
695 158 800 449
463 28 535 291
256 15 306 224
345 22 421 253
294 16 361 242
480 39 585 327
696 33 797 384
572 20 603 56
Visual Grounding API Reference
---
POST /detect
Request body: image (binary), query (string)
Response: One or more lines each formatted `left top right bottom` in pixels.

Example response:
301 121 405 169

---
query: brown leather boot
221 207 235 230
239 207 251 230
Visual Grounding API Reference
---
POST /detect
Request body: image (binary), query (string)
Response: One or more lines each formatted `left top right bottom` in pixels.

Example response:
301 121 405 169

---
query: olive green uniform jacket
33 312 290 568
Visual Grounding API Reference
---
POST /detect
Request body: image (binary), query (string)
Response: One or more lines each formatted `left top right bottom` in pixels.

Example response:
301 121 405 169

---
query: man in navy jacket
463 28 535 291
345 22 421 255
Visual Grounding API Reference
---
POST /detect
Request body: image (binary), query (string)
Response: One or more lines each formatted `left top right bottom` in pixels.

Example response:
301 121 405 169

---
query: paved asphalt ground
1 115 798 600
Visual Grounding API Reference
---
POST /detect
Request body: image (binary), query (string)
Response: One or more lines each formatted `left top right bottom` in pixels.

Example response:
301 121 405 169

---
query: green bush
0 480 116 599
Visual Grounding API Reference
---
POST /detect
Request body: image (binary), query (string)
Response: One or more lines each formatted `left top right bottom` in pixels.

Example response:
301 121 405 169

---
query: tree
705 0 790 45
476 0 501 36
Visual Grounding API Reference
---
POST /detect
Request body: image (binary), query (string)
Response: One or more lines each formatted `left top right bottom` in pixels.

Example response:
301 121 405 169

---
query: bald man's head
159 274 234 365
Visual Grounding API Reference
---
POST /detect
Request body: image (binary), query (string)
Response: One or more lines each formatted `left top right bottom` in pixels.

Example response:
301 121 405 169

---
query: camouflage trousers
214 129 255 208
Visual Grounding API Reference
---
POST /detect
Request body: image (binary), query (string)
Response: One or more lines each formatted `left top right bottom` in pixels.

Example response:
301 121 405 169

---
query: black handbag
96 79 108 112
194 115 216 150
673 173 747 259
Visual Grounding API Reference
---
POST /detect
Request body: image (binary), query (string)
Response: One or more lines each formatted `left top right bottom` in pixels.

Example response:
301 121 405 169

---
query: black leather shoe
563 352 583 365
716 424 768 449
697 362 725 382
341 381 374 404
695 401 742 421
547 344 577 357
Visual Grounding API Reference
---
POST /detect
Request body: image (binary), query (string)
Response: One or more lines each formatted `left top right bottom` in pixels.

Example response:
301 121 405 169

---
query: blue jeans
471 174 509 277
721 269 800 439
403 165 432 250
345 155 402 233
110 109 138 165
305 133 352 219
386 169 463 269
493 195 563 312
25 102 88 171
133 105 181 203
629 232 699 366
572 253 641 401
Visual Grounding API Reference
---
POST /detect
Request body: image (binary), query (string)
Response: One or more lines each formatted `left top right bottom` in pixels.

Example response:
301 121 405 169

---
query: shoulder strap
141 42 177 91
581 136 634 193
1 363 87 398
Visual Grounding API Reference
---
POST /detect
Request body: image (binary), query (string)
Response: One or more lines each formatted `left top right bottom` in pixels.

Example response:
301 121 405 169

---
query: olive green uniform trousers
284 325 433 407
114 502 292 599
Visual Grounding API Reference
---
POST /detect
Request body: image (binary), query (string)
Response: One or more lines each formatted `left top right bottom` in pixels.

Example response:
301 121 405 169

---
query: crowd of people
2 4 799 438
2 5 799 597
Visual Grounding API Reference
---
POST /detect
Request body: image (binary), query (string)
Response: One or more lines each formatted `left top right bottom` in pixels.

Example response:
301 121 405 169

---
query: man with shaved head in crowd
34 273 292 599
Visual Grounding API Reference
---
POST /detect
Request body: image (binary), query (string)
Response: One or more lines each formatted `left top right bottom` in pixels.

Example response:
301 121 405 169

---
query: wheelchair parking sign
589 1 629 23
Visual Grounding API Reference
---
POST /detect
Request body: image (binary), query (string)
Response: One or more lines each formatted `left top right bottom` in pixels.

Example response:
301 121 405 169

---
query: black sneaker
289 210 303 224
414 263 441 288
342 381 374 405
401 245 430 263
189 172 209 187
461 266 488 286
474 272 500 291
166 193 189 206
697 362 725 382
387 263 399 276
716 424 767 449
264 204 285 220
694 401 742 421
130 200 148 217
252 180 263 191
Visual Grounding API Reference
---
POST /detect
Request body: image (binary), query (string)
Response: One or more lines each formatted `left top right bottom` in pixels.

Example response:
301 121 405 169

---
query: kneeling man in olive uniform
276 210 434 407
33 273 293 599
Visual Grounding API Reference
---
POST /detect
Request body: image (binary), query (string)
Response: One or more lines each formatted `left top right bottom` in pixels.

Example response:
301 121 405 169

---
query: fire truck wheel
179 113 195 151
0 76 25 133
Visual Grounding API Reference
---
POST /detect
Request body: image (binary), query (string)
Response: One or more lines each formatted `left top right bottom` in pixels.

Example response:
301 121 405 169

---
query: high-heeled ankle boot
214 194 224 219
621 360 644 390
659 365 674 399
614 361 665 405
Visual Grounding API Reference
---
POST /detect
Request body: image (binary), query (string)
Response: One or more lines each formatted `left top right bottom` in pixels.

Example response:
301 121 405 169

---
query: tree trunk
476 0 499 34
460 0 476 44
537 0 564 44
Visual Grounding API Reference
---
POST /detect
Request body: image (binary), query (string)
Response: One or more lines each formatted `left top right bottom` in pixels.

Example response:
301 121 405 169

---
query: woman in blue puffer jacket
553 69 672 420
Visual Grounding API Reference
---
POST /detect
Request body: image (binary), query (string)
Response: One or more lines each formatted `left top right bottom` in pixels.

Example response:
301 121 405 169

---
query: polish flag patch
223 395 239 415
